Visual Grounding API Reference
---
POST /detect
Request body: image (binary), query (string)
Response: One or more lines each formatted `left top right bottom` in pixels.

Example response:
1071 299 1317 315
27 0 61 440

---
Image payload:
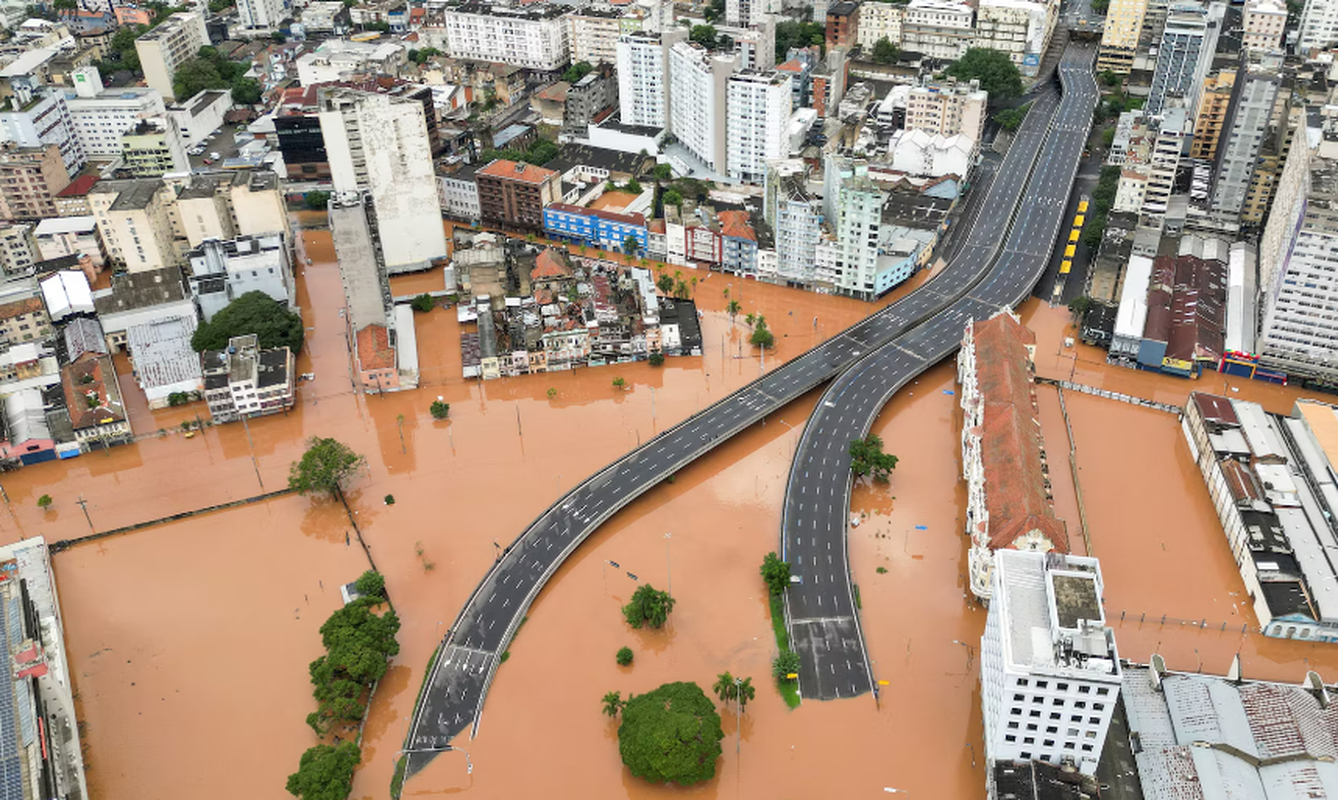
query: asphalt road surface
401 43 1098 781
779 43 1099 703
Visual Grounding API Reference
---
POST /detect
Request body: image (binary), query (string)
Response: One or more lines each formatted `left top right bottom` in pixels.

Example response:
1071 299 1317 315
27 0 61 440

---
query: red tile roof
531 248 571 280
717 210 756 242
56 174 99 198
972 314 1069 555
356 324 396 371
62 353 125 431
777 59 804 72
478 159 558 184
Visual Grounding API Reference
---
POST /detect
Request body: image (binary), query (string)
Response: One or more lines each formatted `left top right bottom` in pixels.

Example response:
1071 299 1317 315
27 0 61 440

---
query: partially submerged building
200 333 296 423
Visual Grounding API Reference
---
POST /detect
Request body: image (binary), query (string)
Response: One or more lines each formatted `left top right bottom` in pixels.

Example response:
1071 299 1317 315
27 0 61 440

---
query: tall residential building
187 233 295 320
974 0 1057 77
319 87 447 272
63 67 165 158
668 42 738 175
1207 51 1282 224
765 161 822 287
980 549 1120 778
0 144 70 222
727 0 776 26
857 1 905 48
439 3 570 71
1298 0 1338 53
1257 139 1338 385
825 1 860 49
726 71 791 184
1241 100 1301 228
905 78 988 141
121 118 189 177
1241 0 1286 50
201 334 296 422
616 31 684 128
476 158 561 232
567 8 628 66
1096 0 1147 73
134 11 209 102
1141 107 1190 218
825 154 886 299
900 0 975 60
1188 70 1235 160
0 223 38 274
0 86 85 177
237 0 287 31
1145 2 1220 118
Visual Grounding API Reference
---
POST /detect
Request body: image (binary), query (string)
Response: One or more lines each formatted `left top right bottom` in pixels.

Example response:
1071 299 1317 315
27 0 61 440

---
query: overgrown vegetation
430 400 450 420
616 646 634 666
993 102 1030 132
849 434 899 483
767 594 800 708
287 742 361 800
871 37 899 64
622 583 675 629
1083 165 1121 249
774 20 825 59
305 191 330 210
410 293 435 313
191 291 304 353
481 139 559 166
945 47 1023 104
173 46 260 105
561 61 593 83
617 682 723 785
760 551 791 595
288 437 366 497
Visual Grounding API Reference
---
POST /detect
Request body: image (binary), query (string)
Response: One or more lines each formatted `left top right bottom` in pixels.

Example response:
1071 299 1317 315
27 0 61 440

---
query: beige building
0 224 38 275
901 0 975 61
567 9 630 66
0 144 70 222
973 0 1057 77
1097 0 1147 73
121 118 189 177
134 11 209 101
856 1 905 48
1190 71 1236 160
1242 0 1287 51
905 78 988 141
88 180 178 272
0 295 52 345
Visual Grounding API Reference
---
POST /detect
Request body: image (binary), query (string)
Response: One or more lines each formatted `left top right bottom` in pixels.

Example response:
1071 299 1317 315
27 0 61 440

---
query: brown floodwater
36 228 1338 800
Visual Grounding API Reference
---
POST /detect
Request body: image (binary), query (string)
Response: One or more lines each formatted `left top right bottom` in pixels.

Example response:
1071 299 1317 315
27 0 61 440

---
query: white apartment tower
1241 0 1287 50
825 154 886 299
980 550 1121 780
135 11 210 102
1097 0 1148 73
726 71 792 184
726 0 776 26
439 3 570 71
616 30 684 128
668 42 738 175
0 88 86 176
567 10 626 66
1145 2 1220 118
319 88 447 272
63 67 166 158
857 1 905 49
237 0 287 31
1298 0 1338 53
973 0 1058 77
1257 139 1338 384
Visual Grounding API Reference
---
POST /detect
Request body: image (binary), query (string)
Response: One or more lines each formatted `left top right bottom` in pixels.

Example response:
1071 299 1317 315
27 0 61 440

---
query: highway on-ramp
779 43 1099 703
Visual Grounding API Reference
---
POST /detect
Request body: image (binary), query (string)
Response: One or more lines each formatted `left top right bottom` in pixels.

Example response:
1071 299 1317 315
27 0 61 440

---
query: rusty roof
477 158 558 184
356 324 395 371
61 353 124 430
531 248 571 280
717 210 756 242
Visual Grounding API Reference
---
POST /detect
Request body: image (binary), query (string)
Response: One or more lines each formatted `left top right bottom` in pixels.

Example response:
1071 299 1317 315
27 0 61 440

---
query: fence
1116 609 1254 636
1053 387 1094 557
1036 376 1182 415
49 488 295 553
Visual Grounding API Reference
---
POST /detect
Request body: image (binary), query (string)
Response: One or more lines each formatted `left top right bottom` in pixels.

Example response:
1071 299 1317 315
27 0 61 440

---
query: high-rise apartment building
319 87 446 272
727 0 776 26
1145 2 1220 118
237 0 287 31
135 11 209 102
439 3 570 71
0 87 85 176
1241 0 1286 50
765 161 822 287
0 144 69 222
1257 139 1338 385
901 0 975 60
1207 51 1282 224
1298 0 1338 53
974 0 1057 77
823 154 886 299
668 42 738 175
121 118 189 177
980 549 1121 778
857 1 904 48
476 159 561 232
63 67 166 158
825 1 860 49
905 78 988 141
1141 107 1190 218
726 71 791 184
1189 70 1235 160
615 31 684 128
567 9 627 66
1096 0 1147 73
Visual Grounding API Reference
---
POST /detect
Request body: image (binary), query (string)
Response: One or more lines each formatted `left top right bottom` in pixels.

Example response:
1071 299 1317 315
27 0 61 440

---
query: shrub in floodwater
616 646 634 666
383 494 395 505
288 437 366 497
36 494 52 510
618 682 722 785
430 400 450 419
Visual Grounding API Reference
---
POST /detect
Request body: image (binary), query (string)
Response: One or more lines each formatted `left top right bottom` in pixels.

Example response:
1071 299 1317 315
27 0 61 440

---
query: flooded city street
26 221 1338 798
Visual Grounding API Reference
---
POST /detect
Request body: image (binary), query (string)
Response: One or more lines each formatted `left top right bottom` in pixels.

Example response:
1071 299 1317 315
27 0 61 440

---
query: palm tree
713 672 736 704
736 677 755 711
727 299 741 323
602 690 623 717
745 312 757 328
722 287 730 299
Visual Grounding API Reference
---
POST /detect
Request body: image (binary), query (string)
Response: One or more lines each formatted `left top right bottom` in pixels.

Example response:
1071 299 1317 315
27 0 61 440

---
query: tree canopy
993 102 1030 132
622 583 676 629
774 20 825 58
849 434 899 483
286 742 360 800
191 291 304 353
945 48 1023 104
353 570 386 600
760 551 791 595
749 317 775 349
319 596 401 684
481 139 559 166
871 37 899 64
288 437 367 497
618 682 723 786
561 61 593 83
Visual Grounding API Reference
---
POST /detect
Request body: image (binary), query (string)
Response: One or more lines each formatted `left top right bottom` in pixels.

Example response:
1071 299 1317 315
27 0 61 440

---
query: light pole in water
735 676 743 754
664 532 672 595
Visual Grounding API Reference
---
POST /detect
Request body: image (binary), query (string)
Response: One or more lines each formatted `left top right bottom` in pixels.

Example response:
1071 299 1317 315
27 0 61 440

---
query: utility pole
516 404 523 437
240 413 263 490
75 495 94 534
735 676 742 754
397 414 406 453
665 532 672 595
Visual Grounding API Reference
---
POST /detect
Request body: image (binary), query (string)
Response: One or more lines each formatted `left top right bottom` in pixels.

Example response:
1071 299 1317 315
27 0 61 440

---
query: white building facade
439 3 570 71
973 0 1057 77
64 68 166 158
0 90 86 176
901 0 975 60
135 11 210 102
726 72 791 184
616 31 680 128
668 42 737 174
1298 0 1338 53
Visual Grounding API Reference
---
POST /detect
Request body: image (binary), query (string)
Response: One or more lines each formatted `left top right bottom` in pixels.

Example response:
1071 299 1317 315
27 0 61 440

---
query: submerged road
401 47 1092 780
780 43 1099 702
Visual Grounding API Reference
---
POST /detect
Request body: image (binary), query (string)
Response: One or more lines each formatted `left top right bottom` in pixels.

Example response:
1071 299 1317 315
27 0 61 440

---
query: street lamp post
735 676 742 754
665 532 672 595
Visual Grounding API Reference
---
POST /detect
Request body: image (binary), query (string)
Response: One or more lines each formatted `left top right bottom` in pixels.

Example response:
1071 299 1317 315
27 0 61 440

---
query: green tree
561 61 594 83
172 57 227 101
871 36 899 64
429 400 450 419
616 647 634 666
37 494 52 510
750 317 775 349
191 291 304 353
690 24 718 47
760 551 791 595
726 299 741 322
745 312 757 327
353 570 386 600
712 671 736 704
231 76 262 105
657 273 675 294
305 190 330 210
319 597 401 684
703 0 725 22
674 280 691 300
1068 295 1094 322
772 649 800 679
612 376 627 389
625 179 643 194
286 741 360 800
848 434 899 483
618 682 723 786
623 235 639 260
110 26 145 72
648 352 665 366
603 690 625 717
622 583 676 629
736 676 755 710
651 164 673 181
1099 70 1122 87
411 47 443 64
662 188 683 208
410 293 435 313
305 694 364 736
288 437 367 497
945 47 1023 104
993 103 1029 132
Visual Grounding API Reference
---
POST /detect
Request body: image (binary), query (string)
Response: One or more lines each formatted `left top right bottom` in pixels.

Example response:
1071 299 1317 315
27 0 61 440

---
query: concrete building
981 549 1119 783
124 315 202 408
543 203 647 252
0 293 51 345
295 39 406 86
438 3 570 72
61 349 131 448
186 233 294 321
901 0 975 61
63 67 165 158
53 174 97 217
825 1 860 49
727 0 776 26
0 144 69 222
165 89 231 149
958 311 1068 602
905 78 988 141
766 163 823 287
726 71 791 184
566 8 626 67
93 266 196 352
33 215 102 268
565 69 618 133
668 42 738 175
1207 51 1282 226
0 223 38 275
1298 0 1338 54
120 118 189 177
1242 0 1286 50
824 155 887 299
319 87 447 272
1146 2 1221 118
200 333 295 422
615 31 683 129
1257 139 1338 386
236 0 287 32
0 88 85 177
300 1 352 36
328 194 390 343
1142 108 1191 219
437 164 481 224
974 0 1057 77
134 11 210 102
39 269 94 321
476 158 560 232
857 1 905 49
1189 71 1235 161
1097 0 1147 73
